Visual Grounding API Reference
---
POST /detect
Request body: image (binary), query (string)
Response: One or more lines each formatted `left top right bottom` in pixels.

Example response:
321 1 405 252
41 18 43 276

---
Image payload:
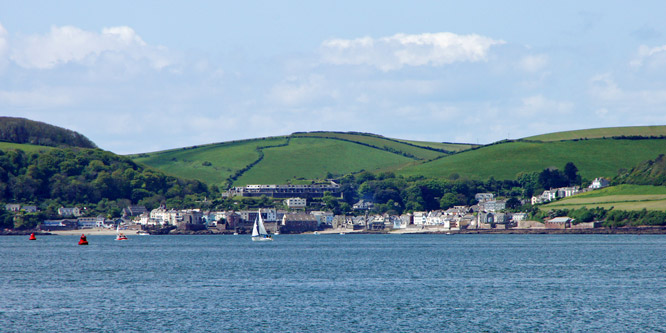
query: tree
505 197 522 209
564 162 579 186
439 193 461 210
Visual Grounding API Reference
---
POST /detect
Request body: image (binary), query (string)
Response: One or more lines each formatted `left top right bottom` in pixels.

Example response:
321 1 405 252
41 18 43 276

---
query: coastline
4 226 666 236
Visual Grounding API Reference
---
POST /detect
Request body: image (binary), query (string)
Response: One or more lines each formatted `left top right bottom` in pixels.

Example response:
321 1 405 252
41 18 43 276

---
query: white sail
251 210 273 241
257 212 268 235
251 216 260 237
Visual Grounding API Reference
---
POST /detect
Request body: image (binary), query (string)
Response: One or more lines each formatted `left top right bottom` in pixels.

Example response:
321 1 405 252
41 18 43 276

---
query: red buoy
29 233 36 240
78 234 89 245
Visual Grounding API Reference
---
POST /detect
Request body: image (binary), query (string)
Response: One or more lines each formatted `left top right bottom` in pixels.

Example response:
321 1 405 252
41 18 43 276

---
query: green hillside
234 137 414 185
542 185 666 211
525 125 666 141
132 127 666 188
396 139 666 181
396 139 477 152
131 137 289 185
293 132 453 159
132 134 421 187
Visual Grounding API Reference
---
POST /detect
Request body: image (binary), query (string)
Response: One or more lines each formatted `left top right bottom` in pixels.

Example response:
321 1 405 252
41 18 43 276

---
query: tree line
0 117 97 148
0 147 209 229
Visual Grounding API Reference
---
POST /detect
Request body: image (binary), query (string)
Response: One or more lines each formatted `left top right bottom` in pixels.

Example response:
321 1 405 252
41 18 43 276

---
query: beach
48 228 144 236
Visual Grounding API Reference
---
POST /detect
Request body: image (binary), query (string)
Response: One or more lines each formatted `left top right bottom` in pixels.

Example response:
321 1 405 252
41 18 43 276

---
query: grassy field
293 132 448 160
131 135 417 187
0 142 55 153
396 139 477 153
525 125 666 141
234 137 414 185
396 139 666 180
131 137 289 185
542 185 666 211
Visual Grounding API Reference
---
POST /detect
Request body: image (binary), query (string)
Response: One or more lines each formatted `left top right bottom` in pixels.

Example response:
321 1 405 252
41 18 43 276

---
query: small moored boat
116 225 128 240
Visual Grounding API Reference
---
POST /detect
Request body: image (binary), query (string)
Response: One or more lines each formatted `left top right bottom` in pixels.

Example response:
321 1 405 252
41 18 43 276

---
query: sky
1 1 666 154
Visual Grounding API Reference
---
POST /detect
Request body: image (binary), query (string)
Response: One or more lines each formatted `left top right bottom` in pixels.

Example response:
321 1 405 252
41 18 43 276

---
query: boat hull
251 236 273 242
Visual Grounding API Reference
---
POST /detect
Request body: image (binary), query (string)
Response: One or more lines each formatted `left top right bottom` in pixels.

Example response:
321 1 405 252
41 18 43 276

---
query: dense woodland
0 117 97 148
0 148 209 229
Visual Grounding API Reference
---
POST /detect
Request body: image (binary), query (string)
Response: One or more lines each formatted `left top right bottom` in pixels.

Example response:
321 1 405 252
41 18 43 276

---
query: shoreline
3 226 666 236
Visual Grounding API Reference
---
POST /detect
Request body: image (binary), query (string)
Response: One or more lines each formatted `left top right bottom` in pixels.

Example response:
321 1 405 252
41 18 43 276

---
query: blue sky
1 1 666 154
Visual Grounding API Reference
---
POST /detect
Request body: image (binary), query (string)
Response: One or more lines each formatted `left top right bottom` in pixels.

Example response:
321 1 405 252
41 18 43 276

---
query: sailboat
251 211 273 242
116 224 128 241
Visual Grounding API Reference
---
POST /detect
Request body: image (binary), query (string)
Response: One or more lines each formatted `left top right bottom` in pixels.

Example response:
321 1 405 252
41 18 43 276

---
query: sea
1 234 665 332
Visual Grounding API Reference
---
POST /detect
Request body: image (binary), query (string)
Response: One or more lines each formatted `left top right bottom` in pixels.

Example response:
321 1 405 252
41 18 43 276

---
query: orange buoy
78 234 89 245
29 233 36 240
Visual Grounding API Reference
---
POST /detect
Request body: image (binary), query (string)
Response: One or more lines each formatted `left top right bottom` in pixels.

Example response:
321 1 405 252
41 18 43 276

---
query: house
512 213 528 222
545 216 574 229
426 211 445 225
477 212 510 228
227 182 341 198
240 209 277 224
353 199 374 210
77 217 98 228
310 211 334 226
480 200 506 212
58 207 82 217
394 214 411 229
5 204 21 212
122 205 147 218
281 213 318 233
22 205 38 213
589 178 610 189
215 212 242 231
177 211 206 231
475 193 494 202
40 219 78 231
531 189 559 205
285 197 307 209
332 215 351 229
557 186 580 198
150 206 181 225
413 211 427 225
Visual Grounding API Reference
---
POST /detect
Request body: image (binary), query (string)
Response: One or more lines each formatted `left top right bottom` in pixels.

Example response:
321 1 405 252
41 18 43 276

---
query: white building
589 178 610 189
413 211 427 225
58 207 82 217
149 207 181 225
311 211 334 226
531 189 559 205
475 193 494 202
285 197 306 209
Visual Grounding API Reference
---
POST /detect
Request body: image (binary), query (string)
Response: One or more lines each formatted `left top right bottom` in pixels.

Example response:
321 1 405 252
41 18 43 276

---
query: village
8 177 612 234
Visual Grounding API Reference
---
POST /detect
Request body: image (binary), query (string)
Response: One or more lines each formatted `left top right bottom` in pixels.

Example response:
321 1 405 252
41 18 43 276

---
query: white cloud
320 32 505 71
588 74 622 100
519 54 548 73
630 45 666 68
0 23 8 70
589 73 666 104
9 25 172 70
0 23 7 56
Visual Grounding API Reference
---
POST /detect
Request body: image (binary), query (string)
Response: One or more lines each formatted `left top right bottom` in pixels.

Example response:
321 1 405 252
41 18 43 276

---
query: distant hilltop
0 117 97 149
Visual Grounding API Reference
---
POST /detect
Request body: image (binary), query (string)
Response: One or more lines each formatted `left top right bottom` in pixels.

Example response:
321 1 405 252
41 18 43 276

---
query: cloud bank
320 32 505 71
8 25 172 70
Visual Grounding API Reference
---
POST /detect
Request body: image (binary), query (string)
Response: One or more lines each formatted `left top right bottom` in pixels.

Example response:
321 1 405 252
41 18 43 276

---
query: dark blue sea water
1 234 665 332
